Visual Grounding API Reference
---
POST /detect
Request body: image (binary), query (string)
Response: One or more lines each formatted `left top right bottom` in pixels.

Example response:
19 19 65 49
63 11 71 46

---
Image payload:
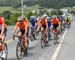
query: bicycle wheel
16 41 23 60
2 43 8 60
48 29 51 41
30 31 35 41
54 32 58 45
30 34 34 41
41 38 45 48
41 32 45 48
21 39 28 56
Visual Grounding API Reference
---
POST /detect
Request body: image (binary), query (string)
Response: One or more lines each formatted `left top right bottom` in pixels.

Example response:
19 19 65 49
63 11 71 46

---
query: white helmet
42 14 47 18
18 15 24 21
30 16 35 19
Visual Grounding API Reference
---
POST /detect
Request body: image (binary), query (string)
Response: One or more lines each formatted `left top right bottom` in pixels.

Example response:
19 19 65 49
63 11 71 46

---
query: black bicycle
0 39 8 60
14 35 28 60
41 30 48 48
30 27 36 41
48 28 51 41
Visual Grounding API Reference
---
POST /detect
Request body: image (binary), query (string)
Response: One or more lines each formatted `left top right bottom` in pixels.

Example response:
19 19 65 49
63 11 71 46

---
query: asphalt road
4 26 65 60
57 21 75 60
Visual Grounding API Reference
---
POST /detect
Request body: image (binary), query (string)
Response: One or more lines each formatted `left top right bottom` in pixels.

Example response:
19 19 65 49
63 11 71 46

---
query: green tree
2 11 12 20
27 12 34 20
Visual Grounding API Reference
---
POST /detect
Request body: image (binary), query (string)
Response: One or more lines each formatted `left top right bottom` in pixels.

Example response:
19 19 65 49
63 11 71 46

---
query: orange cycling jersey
36 19 41 26
40 19 48 26
23 18 29 27
51 18 60 25
16 20 28 31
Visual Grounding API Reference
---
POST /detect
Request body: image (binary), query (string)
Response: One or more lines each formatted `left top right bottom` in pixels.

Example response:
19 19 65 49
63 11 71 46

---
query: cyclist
13 15 29 51
30 16 37 30
65 15 71 25
51 15 61 35
30 16 37 40
40 14 48 43
47 17 52 39
57 15 65 31
47 17 52 29
0 16 7 58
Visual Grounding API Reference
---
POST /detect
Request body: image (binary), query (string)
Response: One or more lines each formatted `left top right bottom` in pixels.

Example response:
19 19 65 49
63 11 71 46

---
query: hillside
0 0 75 8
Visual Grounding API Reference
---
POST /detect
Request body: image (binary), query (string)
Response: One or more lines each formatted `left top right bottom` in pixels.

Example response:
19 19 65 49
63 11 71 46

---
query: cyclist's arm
57 19 61 28
24 22 27 36
13 23 18 35
1 25 5 36
26 18 29 27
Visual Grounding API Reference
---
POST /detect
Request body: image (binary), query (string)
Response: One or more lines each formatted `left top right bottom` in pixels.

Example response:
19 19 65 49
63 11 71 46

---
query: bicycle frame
15 35 28 60
41 29 47 48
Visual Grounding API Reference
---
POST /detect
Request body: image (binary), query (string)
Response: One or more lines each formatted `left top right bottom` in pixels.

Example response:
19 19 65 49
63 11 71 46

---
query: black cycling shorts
42 25 46 30
20 29 25 35
0 27 7 36
53 24 59 29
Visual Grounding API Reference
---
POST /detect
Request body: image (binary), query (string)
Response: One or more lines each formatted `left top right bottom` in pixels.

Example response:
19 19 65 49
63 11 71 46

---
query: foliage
5 13 21 25
10 13 21 25
50 10 58 16
2 11 12 20
27 12 35 20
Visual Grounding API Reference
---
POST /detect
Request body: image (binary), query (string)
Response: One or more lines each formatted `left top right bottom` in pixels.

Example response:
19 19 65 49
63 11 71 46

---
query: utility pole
21 0 23 16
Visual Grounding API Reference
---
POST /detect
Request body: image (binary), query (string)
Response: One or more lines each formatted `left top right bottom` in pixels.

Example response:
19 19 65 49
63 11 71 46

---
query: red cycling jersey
0 16 7 28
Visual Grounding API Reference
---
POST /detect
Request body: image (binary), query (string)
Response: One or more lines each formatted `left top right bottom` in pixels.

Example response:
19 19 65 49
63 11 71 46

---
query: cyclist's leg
17 31 22 38
24 30 29 48
1 28 7 50
24 35 28 48
31 26 36 39
52 24 59 38
18 30 28 49
17 30 24 47
43 25 48 42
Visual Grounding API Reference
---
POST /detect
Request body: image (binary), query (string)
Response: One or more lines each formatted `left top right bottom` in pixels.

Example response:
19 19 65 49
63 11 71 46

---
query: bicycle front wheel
16 41 23 60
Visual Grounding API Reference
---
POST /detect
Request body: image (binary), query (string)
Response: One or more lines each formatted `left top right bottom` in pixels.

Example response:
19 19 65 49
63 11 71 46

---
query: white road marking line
50 29 67 60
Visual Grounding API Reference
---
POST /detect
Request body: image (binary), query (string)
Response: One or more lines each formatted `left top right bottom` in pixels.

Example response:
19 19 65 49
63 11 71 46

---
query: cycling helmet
30 16 36 19
18 15 24 21
47 17 51 20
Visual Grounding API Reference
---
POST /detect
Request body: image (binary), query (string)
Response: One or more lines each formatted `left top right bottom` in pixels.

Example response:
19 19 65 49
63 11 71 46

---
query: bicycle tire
54 31 58 45
41 32 45 48
16 41 22 60
41 38 45 48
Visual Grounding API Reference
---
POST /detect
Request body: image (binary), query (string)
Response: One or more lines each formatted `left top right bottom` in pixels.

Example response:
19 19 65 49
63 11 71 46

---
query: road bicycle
14 35 29 60
30 27 36 41
41 30 48 48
